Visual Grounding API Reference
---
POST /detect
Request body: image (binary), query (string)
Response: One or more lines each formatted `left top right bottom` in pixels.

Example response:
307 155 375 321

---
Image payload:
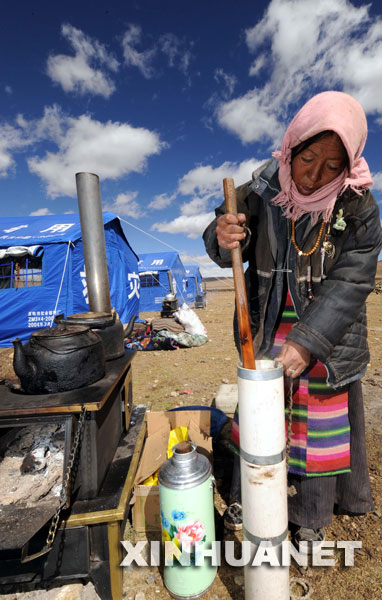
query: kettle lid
32 323 90 338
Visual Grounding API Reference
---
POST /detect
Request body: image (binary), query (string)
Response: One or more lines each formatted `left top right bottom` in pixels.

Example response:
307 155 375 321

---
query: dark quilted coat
203 159 382 388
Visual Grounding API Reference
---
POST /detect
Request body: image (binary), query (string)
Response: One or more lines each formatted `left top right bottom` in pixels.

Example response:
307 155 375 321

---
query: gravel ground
0 276 381 599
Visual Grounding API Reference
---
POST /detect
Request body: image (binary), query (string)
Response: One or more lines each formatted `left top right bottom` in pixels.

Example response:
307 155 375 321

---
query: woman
203 91 382 544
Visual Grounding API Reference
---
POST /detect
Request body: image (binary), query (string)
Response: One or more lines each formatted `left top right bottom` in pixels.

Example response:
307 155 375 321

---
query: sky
1 0 382 277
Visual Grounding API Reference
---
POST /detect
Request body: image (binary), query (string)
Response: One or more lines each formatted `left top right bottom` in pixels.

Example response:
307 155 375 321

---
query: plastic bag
143 470 159 485
167 425 188 458
174 303 207 336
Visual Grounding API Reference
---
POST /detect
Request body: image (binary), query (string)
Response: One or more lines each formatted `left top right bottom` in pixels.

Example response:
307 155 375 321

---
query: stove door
0 414 73 551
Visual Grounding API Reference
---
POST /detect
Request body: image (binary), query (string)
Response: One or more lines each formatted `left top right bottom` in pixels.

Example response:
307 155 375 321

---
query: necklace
291 219 326 257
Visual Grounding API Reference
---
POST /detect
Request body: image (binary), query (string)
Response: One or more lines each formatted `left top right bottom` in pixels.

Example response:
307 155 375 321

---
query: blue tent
184 264 206 307
138 252 187 312
0 212 140 347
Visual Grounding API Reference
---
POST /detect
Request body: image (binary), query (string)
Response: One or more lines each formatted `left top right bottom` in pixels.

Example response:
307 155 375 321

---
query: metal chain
45 406 87 547
286 377 297 497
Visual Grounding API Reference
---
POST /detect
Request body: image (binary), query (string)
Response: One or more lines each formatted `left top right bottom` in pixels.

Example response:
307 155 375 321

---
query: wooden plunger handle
223 178 256 370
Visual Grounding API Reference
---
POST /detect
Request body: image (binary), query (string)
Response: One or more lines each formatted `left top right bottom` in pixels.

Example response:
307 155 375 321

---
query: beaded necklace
291 219 326 257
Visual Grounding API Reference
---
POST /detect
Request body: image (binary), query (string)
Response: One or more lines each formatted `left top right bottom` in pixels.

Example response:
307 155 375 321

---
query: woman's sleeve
202 183 254 268
287 195 382 361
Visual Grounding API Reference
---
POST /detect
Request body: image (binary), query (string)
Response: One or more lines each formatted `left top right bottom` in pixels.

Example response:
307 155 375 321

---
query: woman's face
291 133 348 195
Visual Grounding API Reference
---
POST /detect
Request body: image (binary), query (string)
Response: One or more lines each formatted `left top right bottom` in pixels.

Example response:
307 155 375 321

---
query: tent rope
118 216 233 290
118 216 188 305
50 241 72 327
118 217 180 252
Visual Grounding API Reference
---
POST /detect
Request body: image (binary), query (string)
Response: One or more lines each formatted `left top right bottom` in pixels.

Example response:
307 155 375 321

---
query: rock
48 584 86 600
146 573 156 585
82 582 100 600
221 378 229 384
170 391 178 397
135 593 146 600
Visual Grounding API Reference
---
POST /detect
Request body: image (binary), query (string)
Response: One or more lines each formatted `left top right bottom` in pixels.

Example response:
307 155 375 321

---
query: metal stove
0 173 147 599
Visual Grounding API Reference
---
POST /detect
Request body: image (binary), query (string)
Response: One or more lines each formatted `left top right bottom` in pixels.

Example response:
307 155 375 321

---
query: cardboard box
131 410 212 533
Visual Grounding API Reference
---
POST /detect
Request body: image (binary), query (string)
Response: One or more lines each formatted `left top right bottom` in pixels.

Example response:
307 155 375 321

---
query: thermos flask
158 441 217 598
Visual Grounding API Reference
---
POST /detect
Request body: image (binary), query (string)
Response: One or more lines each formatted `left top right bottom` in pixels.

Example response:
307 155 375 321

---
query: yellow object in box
142 426 188 485
167 425 188 458
143 470 159 486
131 410 212 532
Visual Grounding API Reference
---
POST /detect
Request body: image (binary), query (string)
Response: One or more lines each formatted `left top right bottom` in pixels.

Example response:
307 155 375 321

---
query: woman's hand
216 213 247 249
275 340 311 378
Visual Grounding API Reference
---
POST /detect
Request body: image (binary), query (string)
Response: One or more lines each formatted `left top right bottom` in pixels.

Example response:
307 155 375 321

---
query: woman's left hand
275 341 311 378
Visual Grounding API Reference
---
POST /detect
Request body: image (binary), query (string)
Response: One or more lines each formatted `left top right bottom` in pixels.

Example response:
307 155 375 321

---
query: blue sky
1 0 382 276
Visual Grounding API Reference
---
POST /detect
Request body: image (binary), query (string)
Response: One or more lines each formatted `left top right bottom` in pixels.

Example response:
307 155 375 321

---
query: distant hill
205 264 382 282
204 276 233 282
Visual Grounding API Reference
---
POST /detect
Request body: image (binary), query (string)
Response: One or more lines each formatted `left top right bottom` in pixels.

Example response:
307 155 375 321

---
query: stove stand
0 351 146 600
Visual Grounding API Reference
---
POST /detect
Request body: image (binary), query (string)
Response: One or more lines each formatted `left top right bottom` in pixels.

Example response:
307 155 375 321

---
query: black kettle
12 322 105 394
55 309 125 361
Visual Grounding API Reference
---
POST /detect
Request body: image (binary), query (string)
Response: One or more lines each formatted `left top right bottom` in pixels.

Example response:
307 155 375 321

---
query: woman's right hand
216 213 247 250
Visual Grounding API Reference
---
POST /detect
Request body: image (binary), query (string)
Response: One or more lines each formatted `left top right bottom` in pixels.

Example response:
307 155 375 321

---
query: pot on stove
12 322 106 394
55 309 125 360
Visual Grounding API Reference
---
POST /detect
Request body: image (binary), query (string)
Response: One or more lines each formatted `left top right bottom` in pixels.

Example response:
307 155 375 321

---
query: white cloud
204 69 238 128
217 0 382 144
148 192 176 210
17 105 66 143
217 87 284 146
249 56 266 77
159 33 193 75
0 123 31 177
5 85 12 95
152 213 216 239
29 207 53 216
151 158 263 238
372 172 382 191
180 197 209 217
47 23 119 97
214 69 237 99
104 191 146 218
121 25 194 79
122 24 156 79
178 158 263 197
26 108 164 197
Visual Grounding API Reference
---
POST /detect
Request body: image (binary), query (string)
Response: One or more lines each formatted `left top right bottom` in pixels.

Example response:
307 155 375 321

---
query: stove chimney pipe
75 172 111 314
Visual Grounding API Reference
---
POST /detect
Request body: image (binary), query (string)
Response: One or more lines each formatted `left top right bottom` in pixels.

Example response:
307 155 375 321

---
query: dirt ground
0 276 381 599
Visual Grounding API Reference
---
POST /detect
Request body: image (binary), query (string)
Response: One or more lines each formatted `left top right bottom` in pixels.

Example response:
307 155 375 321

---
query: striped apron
231 291 351 477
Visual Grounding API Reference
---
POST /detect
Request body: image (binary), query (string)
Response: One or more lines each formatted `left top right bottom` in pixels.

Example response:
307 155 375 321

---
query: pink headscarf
272 91 373 224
